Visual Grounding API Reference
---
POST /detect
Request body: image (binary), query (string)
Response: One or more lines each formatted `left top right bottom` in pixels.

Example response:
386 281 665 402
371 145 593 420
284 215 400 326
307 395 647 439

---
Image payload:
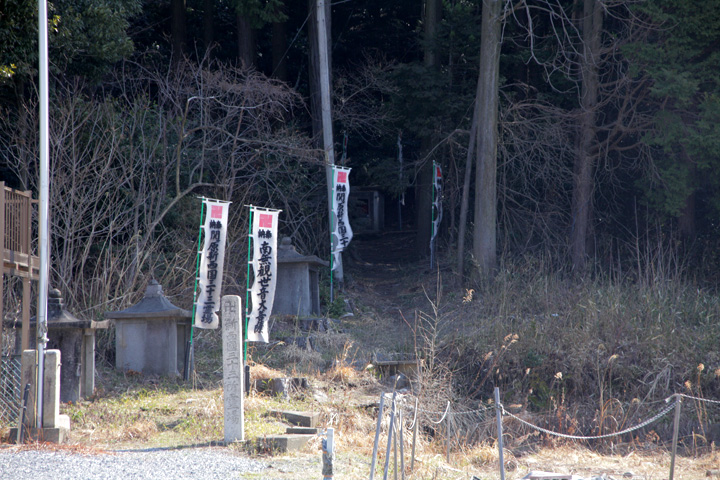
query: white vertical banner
247 208 280 343
430 162 443 266
332 165 353 269
195 198 231 329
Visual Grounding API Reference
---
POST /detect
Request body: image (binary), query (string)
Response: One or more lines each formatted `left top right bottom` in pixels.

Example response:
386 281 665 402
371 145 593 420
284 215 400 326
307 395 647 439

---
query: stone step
271 410 320 428
286 427 319 435
256 434 313 453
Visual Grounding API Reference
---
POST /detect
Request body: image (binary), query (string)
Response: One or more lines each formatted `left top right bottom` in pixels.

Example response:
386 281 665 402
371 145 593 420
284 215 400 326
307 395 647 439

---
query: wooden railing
0 182 39 279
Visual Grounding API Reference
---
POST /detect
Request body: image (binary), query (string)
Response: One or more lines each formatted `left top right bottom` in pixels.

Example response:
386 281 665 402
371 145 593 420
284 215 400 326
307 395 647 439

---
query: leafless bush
0 57 321 321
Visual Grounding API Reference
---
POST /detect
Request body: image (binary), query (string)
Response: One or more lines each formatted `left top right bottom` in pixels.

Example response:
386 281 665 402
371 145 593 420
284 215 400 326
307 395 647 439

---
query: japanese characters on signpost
246 207 281 345
430 162 443 269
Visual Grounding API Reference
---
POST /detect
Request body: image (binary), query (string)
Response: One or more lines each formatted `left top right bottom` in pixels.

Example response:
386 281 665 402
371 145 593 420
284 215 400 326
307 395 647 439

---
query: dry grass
4 247 720 478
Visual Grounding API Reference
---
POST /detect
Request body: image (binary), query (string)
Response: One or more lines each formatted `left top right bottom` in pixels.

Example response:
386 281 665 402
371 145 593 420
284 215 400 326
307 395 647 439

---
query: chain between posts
500 396 679 441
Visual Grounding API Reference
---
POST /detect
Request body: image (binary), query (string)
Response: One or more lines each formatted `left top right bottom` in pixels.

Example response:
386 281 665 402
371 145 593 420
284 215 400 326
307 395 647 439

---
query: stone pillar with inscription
221 295 244 443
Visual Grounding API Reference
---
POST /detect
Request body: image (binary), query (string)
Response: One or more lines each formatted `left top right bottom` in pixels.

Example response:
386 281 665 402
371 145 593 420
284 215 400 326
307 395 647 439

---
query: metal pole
322 427 334 480
669 396 682 480
410 398 418 472
494 387 506 480
398 408 405 480
369 393 386 480
446 407 452 463
393 412 398 480
383 390 399 480
36 0 51 429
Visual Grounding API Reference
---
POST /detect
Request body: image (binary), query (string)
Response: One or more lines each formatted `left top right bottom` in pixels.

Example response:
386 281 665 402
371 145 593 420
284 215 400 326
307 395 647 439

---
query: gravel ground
0 447 271 479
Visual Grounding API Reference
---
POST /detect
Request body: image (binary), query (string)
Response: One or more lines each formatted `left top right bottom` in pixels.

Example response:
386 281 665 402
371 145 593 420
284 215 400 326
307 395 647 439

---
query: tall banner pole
397 131 403 231
430 162 443 270
329 166 353 305
36 0 51 428
193 198 230 330
329 166 335 304
244 206 254 363
246 207 281 344
430 161 436 269
186 199 206 380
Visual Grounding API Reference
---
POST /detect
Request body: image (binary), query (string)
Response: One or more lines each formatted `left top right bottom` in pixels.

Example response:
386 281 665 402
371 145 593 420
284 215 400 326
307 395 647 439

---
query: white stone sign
221 295 244 443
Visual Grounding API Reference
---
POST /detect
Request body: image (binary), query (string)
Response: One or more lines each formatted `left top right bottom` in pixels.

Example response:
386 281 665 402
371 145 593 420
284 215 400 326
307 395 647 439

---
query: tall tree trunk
272 10 288 81
472 0 502 279
570 0 602 272
457 87 480 280
415 0 442 258
308 0 331 146
237 13 256 68
171 0 187 65
203 0 215 58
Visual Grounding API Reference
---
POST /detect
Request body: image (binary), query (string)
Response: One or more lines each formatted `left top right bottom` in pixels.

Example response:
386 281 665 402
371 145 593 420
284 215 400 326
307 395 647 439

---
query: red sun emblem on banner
337 171 348 184
211 205 224 219
259 213 273 228
436 166 442 178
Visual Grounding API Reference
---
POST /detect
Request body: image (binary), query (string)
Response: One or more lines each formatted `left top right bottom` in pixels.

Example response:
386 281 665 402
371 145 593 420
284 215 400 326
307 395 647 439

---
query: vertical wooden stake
669 396 682 480
495 387 506 480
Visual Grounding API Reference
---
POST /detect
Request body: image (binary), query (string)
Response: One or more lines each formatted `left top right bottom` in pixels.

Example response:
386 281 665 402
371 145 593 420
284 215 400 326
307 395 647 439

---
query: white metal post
36 0 51 429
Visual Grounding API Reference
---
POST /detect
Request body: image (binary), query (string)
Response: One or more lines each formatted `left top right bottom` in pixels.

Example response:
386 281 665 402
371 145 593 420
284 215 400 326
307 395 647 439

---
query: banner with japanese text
432 162 443 240
331 166 353 269
247 208 280 343
430 162 442 265
194 198 231 329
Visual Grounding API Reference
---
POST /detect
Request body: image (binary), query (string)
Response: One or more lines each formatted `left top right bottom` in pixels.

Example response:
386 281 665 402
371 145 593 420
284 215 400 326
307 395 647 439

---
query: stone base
256 434 313 453
9 414 70 444
10 426 69 444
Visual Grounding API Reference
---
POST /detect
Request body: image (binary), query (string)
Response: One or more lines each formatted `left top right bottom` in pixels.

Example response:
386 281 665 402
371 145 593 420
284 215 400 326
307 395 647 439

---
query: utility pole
316 0 343 284
37 0 51 428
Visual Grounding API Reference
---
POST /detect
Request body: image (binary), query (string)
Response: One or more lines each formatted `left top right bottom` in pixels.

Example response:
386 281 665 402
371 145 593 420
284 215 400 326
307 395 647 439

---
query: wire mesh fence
0 355 22 425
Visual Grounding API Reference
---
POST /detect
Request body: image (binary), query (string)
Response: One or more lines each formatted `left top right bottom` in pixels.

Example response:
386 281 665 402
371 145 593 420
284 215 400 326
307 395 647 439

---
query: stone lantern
273 237 329 317
6 288 109 403
105 280 191 376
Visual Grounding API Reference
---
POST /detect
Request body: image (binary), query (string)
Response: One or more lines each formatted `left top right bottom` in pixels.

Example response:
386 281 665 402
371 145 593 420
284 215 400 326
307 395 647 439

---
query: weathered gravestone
222 295 244 443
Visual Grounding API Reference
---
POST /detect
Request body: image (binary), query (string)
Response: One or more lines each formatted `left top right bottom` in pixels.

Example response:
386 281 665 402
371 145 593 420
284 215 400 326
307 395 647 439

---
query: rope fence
368 388 720 480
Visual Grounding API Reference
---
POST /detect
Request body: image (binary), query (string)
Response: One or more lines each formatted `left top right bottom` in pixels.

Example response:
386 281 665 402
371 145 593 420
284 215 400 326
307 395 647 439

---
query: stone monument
222 295 244 443
106 280 191 376
273 237 328 317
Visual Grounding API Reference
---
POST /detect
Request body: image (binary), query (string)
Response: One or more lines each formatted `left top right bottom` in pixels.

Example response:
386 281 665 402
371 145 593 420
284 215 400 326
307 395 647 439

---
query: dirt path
340 230 426 356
